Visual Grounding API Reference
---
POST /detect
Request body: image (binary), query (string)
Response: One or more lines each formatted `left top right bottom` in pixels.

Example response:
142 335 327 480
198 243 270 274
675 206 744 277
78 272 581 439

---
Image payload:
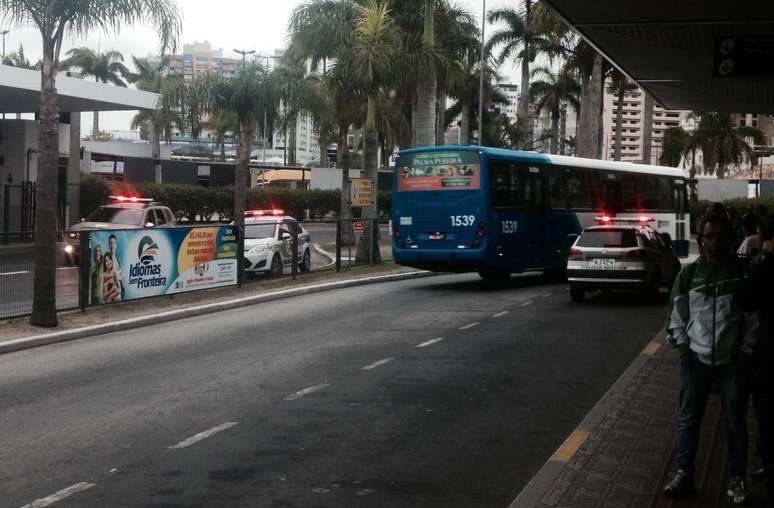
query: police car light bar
108 195 153 203
595 215 654 224
245 209 285 217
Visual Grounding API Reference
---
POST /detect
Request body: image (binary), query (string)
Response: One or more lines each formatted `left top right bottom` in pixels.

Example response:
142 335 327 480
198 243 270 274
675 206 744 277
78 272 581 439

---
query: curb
508 331 667 508
0 270 435 356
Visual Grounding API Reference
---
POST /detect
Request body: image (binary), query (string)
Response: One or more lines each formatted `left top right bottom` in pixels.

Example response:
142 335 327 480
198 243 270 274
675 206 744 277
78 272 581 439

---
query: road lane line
493 311 510 318
285 383 331 401
20 482 96 507
542 293 552 298
361 357 395 370
520 301 533 307
458 322 479 330
550 430 590 462
169 421 239 449
416 337 444 348
0 271 29 276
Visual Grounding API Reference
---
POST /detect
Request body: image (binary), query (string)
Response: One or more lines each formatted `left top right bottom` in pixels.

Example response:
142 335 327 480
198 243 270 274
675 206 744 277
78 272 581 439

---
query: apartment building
493 83 520 124
168 41 240 80
735 113 774 147
602 84 688 164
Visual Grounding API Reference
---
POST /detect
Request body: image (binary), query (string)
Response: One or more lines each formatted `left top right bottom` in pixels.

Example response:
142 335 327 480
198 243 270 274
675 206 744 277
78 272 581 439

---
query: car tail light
569 248 583 259
626 249 645 259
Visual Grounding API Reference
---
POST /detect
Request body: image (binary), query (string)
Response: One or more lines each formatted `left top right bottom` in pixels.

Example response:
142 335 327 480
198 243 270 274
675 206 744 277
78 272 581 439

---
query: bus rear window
577 229 637 248
397 151 480 191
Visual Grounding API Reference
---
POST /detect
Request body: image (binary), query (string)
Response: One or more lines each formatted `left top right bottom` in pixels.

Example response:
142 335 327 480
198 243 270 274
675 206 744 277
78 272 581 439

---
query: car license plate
429 232 445 240
590 258 617 269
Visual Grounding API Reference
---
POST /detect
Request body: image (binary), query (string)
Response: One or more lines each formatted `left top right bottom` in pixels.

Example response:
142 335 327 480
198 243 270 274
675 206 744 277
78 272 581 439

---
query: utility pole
477 0 486 146
257 54 280 164
1 30 8 60
233 48 255 67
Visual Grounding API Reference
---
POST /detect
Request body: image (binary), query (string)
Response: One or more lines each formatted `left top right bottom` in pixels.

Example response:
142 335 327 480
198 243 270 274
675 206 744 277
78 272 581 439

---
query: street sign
350 178 374 208
353 221 365 234
714 36 774 78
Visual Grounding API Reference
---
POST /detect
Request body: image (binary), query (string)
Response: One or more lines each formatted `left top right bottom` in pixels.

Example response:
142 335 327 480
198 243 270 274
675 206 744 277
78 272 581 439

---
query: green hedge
688 197 774 233
80 174 392 222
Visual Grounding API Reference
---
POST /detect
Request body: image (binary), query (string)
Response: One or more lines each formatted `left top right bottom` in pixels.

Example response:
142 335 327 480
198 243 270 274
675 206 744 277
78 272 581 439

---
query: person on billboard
90 243 104 305
108 234 125 299
101 253 122 303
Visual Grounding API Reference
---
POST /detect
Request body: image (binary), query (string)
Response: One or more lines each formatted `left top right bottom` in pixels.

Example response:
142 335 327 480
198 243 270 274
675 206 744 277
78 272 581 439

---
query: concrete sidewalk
510 335 769 508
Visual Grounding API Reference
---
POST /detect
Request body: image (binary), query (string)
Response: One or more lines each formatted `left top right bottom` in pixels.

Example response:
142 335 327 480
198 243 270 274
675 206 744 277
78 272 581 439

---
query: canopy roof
0 64 158 114
544 1 774 113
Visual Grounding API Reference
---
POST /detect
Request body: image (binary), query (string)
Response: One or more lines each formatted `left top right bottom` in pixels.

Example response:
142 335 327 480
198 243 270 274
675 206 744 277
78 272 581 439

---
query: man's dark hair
698 212 734 248
741 213 759 235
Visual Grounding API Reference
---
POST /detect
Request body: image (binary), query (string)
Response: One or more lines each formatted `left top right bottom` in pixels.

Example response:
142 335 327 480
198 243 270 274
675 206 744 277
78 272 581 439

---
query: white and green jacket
666 256 758 366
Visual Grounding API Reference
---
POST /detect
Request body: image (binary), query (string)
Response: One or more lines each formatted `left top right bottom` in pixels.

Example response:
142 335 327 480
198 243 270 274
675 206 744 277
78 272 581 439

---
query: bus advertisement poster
88 226 239 305
397 151 480 191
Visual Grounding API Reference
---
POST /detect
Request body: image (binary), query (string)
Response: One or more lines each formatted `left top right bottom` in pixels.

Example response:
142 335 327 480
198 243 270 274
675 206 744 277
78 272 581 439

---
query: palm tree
660 126 689 168
353 0 399 263
487 3 536 144
61 47 132 139
606 70 638 161
529 65 580 154
414 0 437 147
0 0 181 327
1 43 38 68
688 112 765 179
129 56 178 159
565 39 603 158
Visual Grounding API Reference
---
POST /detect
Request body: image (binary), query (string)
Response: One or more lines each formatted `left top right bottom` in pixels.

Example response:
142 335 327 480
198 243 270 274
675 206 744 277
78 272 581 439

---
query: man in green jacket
663 211 758 504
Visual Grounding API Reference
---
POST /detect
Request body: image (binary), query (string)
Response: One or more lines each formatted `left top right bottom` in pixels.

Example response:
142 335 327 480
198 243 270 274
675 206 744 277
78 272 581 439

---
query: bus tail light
393 230 400 239
472 222 486 247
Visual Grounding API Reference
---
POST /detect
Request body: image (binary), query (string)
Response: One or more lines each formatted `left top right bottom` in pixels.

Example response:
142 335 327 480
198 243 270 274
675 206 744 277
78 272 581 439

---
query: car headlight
68 232 77 239
64 245 74 254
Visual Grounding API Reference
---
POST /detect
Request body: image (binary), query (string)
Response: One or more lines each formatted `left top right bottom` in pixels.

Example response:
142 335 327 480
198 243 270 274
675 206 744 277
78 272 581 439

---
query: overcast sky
1 0 521 131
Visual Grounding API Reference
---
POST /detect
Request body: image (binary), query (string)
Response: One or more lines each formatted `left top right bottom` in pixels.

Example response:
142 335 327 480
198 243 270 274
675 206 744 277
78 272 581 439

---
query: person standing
664 212 758 504
737 233 774 506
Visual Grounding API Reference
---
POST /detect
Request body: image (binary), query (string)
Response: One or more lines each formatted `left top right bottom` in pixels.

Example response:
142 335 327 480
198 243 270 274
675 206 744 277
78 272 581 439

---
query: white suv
242 211 311 276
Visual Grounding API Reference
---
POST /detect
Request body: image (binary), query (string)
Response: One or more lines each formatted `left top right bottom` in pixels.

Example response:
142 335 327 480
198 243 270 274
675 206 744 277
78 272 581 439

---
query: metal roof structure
543 1 774 113
0 64 158 114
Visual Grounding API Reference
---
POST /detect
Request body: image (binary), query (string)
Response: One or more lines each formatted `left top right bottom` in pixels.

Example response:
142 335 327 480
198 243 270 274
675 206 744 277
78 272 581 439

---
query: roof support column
67 112 81 226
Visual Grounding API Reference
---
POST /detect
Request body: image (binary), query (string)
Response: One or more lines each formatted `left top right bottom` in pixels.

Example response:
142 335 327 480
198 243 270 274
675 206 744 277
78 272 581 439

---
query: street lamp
233 48 255 66
256 54 280 164
477 0 486 146
1 30 9 60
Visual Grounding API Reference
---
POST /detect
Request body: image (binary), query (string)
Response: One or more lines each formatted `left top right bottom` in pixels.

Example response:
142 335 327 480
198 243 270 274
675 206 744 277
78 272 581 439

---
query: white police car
566 215 681 302
242 210 311 276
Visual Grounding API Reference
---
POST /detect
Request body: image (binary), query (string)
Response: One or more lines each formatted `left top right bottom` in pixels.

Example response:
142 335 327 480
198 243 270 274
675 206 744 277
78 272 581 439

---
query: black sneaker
664 470 696 498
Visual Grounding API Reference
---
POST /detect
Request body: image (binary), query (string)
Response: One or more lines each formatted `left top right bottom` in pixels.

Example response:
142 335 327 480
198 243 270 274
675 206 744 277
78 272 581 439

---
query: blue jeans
676 354 748 479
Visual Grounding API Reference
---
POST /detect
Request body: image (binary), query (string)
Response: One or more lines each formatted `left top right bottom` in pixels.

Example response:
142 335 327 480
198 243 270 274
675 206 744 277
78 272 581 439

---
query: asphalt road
0 273 668 508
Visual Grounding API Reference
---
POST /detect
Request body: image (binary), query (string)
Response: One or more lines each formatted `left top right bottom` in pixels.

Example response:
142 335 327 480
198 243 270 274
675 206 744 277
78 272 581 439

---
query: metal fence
0 238 80 320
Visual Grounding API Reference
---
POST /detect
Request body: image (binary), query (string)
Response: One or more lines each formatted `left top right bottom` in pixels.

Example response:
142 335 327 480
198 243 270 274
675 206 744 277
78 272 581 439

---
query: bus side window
623 174 638 211
549 170 567 209
490 159 522 208
566 167 593 210
658 177 674 212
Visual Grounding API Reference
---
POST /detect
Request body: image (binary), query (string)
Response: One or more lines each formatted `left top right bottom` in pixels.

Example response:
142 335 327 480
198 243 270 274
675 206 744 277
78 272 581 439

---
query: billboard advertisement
88 226 239 305
397 151 481 191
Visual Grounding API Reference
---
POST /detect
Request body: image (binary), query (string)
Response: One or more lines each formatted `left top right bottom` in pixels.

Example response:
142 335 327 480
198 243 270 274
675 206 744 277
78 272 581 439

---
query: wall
696 178 749 202
83 140 172 159
310 168 363 190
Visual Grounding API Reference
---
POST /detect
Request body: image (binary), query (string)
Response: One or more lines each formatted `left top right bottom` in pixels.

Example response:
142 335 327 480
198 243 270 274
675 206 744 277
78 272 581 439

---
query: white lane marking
458 322 479 330
493 311 510 318
416 337 445 348
520 301 533 307
20 482 96 508
285 383 331 401
361 357 395 370
169 421 239 449
542 293 552 298
0 271 29 276
1 267 77 277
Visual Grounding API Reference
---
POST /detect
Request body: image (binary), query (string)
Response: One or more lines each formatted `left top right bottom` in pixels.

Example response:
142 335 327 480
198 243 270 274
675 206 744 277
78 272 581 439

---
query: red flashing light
108 194 151 203
638 216 650 223
601 215 612 223
245 209 285 217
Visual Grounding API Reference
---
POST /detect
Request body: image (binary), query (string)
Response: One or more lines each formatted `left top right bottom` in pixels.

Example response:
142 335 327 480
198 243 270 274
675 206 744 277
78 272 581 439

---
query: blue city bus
391 146 689 280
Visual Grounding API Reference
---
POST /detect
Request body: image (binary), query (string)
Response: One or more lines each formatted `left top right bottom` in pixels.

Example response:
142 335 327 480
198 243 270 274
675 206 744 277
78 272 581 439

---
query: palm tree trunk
436 88 447 146
288 115 298 166
550 110 559 154
642 92 654 164
31 51 59 327
319 134 328 167
519 57 531 146
149 121 161 160
415 0 437 148
92 111 99 140
614 88 625 161
461 98 472 145
411 96 419 146
356 96 381 263
234 124 251 227
339 122 354 245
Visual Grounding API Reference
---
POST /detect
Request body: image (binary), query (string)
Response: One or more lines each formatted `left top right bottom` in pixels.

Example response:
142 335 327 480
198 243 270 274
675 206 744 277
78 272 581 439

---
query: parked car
63 195 176 264
241 210 311 277
566 216 681 302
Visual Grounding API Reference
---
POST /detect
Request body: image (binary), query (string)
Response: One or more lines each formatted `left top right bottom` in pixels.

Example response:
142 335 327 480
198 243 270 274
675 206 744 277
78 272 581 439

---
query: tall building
602 84 689 164
493 83 520 124
734 113 774 147
169 41 240 80
533 103 578 155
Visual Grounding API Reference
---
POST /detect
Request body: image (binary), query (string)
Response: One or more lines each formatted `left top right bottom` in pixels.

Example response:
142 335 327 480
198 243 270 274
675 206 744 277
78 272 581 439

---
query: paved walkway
511 335 769 508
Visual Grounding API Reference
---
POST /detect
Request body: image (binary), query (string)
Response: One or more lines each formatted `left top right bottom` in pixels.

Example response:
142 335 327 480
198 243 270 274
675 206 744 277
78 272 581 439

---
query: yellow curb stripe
642 342 661 356
550 430 590 462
